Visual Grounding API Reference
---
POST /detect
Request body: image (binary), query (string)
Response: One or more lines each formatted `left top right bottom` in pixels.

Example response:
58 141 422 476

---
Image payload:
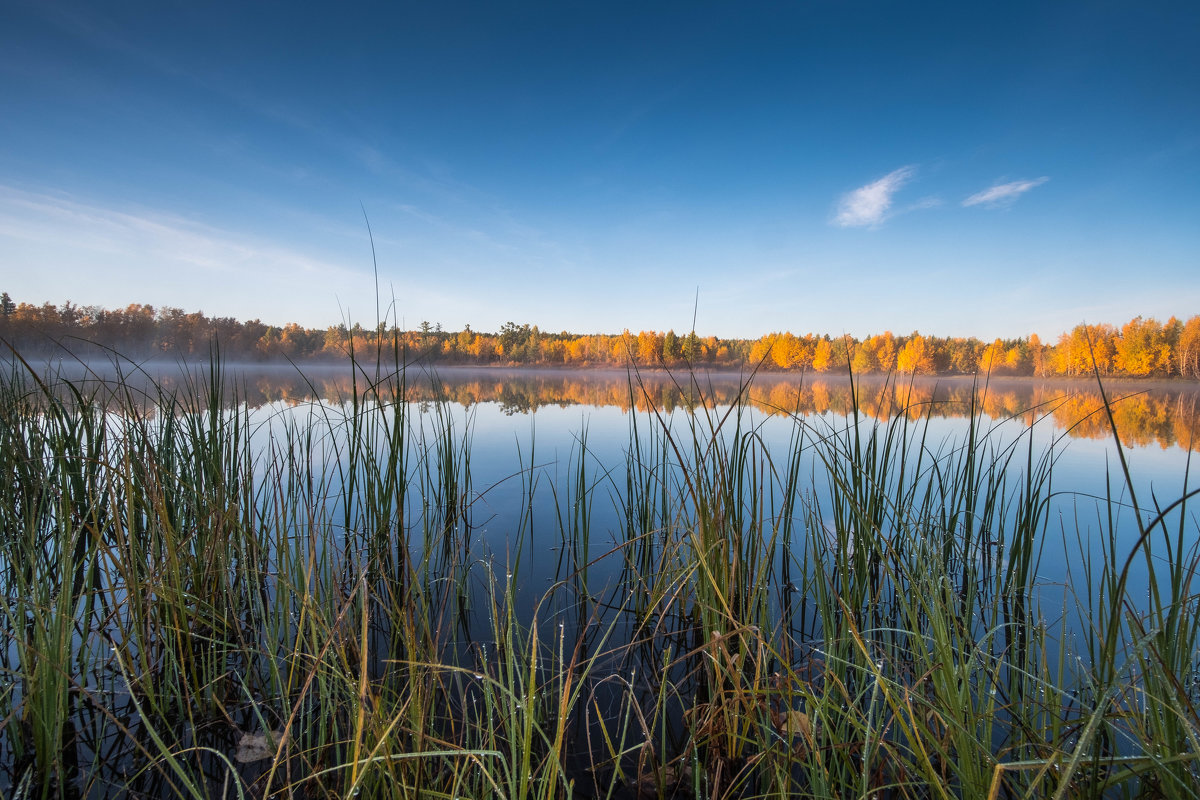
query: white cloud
0 185 375 325
963 177 1049 208
0 185 354 279
907 195 943 211
833 166 917 228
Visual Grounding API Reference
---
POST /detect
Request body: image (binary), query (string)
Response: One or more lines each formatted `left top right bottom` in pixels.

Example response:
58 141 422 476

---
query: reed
0 346 1196 798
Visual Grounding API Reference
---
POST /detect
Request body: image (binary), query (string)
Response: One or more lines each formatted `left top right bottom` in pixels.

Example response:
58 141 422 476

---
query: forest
2 292 1198 378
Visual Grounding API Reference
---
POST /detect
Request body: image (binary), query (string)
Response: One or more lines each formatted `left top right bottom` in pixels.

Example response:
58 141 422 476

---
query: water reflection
63 363 1200 450
5 359 1197 796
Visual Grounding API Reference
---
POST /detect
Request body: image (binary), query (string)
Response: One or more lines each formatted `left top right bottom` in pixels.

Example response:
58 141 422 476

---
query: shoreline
14 354 1200 390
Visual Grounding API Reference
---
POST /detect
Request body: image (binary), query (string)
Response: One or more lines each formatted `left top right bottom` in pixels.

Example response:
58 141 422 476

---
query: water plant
0 344 1196 798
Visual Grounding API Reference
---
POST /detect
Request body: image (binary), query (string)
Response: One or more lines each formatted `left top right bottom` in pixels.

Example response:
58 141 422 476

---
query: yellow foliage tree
896 334 934 375
1178 316 1200 379
812 339 834 372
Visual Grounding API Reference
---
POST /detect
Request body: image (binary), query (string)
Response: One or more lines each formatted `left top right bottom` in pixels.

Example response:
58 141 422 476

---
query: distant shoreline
11 354 1200 390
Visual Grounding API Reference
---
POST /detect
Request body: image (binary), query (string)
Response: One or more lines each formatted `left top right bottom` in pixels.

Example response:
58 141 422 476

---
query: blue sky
2 1 1197 340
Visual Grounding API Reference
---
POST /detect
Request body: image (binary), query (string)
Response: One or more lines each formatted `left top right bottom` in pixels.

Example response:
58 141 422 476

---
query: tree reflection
45 363 1200 450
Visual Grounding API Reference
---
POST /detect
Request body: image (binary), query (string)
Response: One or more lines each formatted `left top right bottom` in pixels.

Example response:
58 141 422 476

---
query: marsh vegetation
0 348 1198 799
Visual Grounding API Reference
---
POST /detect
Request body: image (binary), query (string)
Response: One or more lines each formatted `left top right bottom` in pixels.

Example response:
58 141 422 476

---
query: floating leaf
780 709 812 740
235 729 284 763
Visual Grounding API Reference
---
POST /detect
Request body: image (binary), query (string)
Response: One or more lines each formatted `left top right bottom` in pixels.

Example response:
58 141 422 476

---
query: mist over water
3 357 1197 796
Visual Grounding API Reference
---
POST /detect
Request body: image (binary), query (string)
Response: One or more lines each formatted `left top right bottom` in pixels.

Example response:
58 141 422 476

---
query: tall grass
0 348 1196 799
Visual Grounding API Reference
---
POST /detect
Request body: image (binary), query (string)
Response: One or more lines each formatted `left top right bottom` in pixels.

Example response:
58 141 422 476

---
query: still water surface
61 360 1200 611
215 365 1199 613
8 361 1199 795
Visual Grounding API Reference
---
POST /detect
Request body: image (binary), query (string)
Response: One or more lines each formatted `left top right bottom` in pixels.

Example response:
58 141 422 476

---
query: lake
2 360 1198 798
221 363 1199 599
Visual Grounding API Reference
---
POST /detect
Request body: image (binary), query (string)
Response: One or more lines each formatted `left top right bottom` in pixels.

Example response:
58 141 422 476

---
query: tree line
2 292 1198 378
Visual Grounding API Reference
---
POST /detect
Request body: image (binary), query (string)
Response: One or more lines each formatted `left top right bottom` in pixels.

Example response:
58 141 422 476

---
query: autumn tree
812 338 834 372
984 339 1032 376
1115 316 1172 376
940 338 977 374
455 327 475 358
978 339 1004 375
1028 333 1048 376
830 337 853 372
767 332 815 370
1054 324 1117 376
3 296 1197 380
870 332 898 372
278 323 320 358
1178 316 1200 379
850 341 876 373
896 333 934 375
772 333 794 369
541 337 566 364
631 330 659 365
748 334 776 367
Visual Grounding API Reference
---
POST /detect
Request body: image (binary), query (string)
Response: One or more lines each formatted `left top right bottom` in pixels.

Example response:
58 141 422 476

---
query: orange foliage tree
2 291 1198 380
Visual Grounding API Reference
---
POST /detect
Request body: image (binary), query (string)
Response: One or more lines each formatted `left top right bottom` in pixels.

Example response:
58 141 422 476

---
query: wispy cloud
0 185 377 326
0 186 352 278
907 195 943 211
833 166 916 228
963 177 1049 208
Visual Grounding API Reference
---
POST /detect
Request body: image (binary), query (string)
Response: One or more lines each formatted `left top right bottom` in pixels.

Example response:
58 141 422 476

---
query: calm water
6 360 1199 795
205 365 1199 617
48 360 1200 606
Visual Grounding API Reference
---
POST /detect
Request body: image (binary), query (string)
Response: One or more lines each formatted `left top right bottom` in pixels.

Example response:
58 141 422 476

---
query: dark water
5 361 1198 796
